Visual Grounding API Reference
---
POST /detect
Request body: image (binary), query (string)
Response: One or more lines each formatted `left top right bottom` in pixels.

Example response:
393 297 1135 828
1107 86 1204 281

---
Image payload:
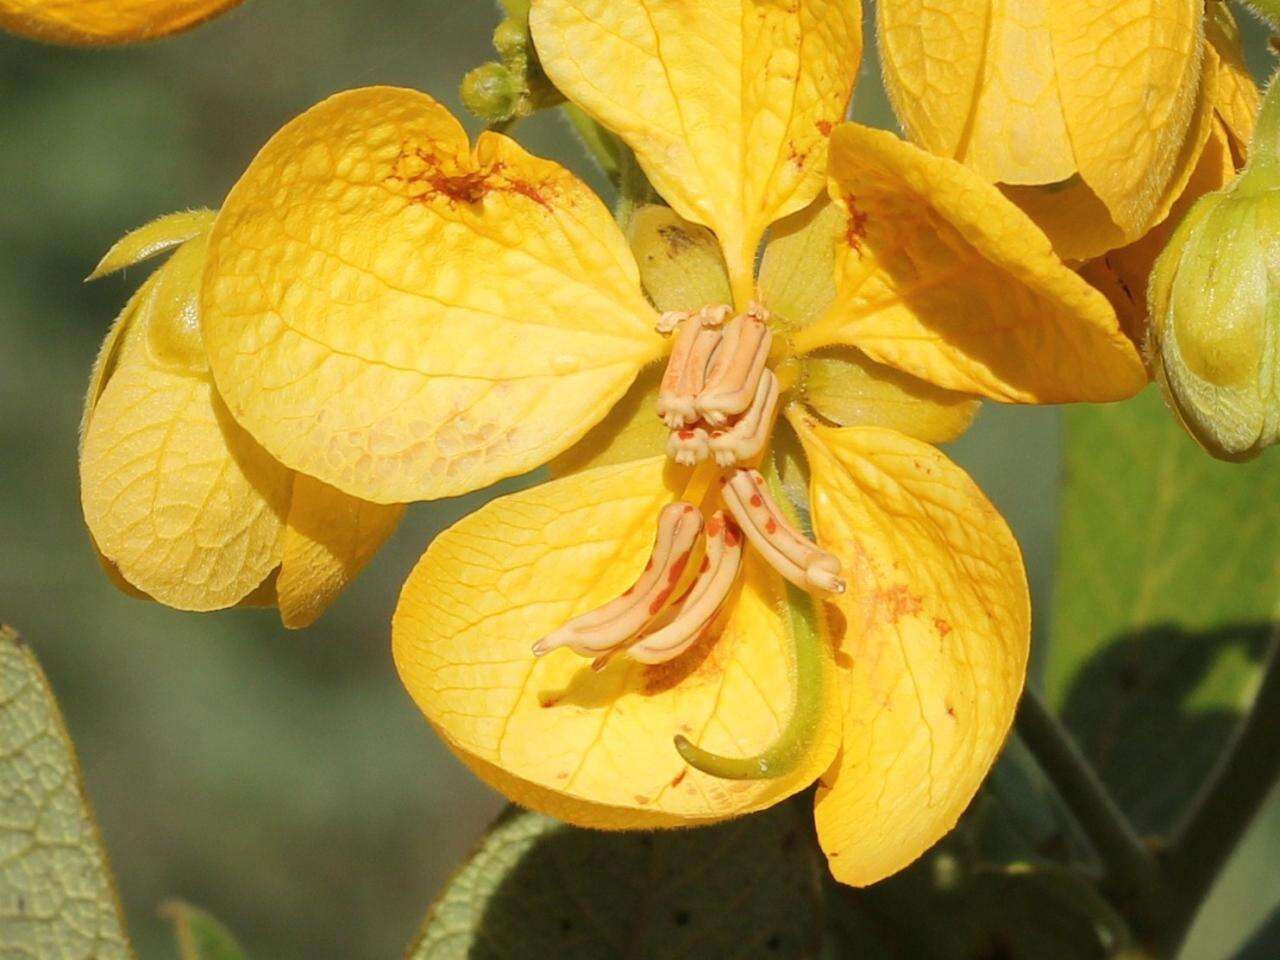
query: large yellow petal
392 457 841 828
1206 0 1260 161
879 0 1203 253
203 87 663 505
81 235 292 611
793 124 1146 403
530 0 862 304
0 0 241 44
792 414 1028 886
276 474 405 629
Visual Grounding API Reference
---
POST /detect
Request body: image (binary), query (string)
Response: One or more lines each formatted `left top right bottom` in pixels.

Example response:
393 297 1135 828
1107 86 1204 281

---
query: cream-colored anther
720 469 845 594
695 307 772 426
696 303 732 327
531 502 703 658
627 512 744 665
708 369 779 467
657 318 723 429
667 425 710 466
656 310 688 335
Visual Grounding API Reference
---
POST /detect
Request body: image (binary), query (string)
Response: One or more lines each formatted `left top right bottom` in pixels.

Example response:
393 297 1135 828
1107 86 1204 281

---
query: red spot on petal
879 585 924 622
749 494 763 508
671 768 688 787
765 518 778 535
699 555 710 573
669 551 690 583
724 522 743 548
933 617 953 638
816 119 833 136
706 516 724 537
843 193 869 253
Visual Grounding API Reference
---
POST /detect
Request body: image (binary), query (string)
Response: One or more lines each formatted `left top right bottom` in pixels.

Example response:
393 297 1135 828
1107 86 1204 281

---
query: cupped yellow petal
794 124 1146 403
791 413 1028 886
878 0 1204 256
758 198 844 332
530 0 862 304
81 234 293 611
276 474 405 629
0 0 241 44
392 457 841 828
1205 0 1260 162
547 364 667 477
802 348 978 445
203 87 662 506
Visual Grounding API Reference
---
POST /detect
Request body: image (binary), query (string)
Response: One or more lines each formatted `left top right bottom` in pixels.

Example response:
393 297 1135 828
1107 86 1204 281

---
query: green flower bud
459 61 523 124
1147 177 1280 461
493 17 529 65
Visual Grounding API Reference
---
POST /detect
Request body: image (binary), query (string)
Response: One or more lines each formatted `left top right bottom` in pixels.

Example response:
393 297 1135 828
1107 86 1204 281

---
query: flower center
532 303 845 669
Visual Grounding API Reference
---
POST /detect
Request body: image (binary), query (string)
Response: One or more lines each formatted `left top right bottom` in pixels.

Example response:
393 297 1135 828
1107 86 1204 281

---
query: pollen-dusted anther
531 502 703 658
627 512 744 665
708 369 779 467
657 315 723 429
667 426 710 466
695 305 772 426
720 469 845 594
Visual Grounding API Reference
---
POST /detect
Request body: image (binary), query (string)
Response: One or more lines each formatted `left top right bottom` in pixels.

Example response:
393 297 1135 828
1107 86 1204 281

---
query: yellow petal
203 87 662 505
1082 117 1238 344
530 0 862 304
0 0 241 44
81 233 293 611
802 347 978 445
275 474 404 629
793 124 1146 403
879 0 1204 255
392 457 841 828
1005 34 1218 263
87 209 216 280
791 414 1028 886
1206 0 1260 161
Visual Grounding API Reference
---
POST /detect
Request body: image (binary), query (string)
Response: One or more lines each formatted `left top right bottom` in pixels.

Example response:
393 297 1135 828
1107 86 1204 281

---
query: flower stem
1239 66 1280 190
674 470 827 781
1015 687 1170 935
560 104 623 187
1156 630 1280 954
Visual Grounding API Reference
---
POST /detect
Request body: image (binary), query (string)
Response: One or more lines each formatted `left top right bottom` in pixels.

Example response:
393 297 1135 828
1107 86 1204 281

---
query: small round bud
493 17 529 64
459 62 522 124
1148 181 1280 461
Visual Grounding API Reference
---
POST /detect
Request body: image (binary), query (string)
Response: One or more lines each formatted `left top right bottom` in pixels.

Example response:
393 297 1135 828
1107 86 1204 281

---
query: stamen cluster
532 304 844 669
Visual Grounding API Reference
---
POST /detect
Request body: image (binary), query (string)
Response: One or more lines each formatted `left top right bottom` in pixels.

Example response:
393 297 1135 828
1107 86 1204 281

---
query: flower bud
1147 179 1280 461
459 62 523 124
492 17 529 64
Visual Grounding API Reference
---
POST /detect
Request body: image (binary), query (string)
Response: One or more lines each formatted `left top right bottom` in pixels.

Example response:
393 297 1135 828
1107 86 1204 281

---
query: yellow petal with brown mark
794 124 1146 403
0 0 241 44
203 87 663 505
530 0 861 305
792 413 1028 886
392 456 841 828
276 474 405 629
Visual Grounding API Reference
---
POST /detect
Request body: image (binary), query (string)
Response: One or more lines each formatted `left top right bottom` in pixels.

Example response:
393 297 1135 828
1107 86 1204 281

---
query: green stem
1157 631 1280 953
675 471 826 781
560 104 623 187
1016 687 1170 935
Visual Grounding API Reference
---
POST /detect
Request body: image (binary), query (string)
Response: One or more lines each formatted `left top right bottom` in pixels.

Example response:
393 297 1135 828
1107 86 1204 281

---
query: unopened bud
1147 180 1280 461
459 62 522 124
493 17 529 65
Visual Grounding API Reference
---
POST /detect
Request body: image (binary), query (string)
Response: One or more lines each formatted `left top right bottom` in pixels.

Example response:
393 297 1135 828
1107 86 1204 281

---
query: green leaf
407 803 823 960
161 901 250 960
0 625 135 959
1047 387 1280 833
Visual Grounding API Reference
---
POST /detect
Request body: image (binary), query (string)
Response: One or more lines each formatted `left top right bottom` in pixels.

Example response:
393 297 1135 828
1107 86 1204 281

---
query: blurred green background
0 2 1276 957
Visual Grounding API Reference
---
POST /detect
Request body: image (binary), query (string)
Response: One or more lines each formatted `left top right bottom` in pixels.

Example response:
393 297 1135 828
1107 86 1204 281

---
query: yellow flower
195 0 1144 884
877 0 1233 262
80 212 403 626
0 0 242 44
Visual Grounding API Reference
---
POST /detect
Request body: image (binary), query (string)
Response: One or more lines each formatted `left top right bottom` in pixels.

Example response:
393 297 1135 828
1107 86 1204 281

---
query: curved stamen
695 306 772 426
627 512 743 665
709 368 779 467
720 469 845 594
532 502 702 657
